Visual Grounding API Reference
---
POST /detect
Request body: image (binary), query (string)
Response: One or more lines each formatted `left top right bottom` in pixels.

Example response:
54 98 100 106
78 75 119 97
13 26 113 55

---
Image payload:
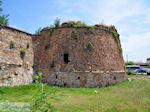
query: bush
26 42 30 49
45 43 50 49
35 27 41 35
20 49 26 59
85 41 93 50
54 18 60 27
127 70 132 75
50 60 55 68
9 41 15 49
147 72 150 75
88 27 95 34
71 31 78 40
127 61 134 65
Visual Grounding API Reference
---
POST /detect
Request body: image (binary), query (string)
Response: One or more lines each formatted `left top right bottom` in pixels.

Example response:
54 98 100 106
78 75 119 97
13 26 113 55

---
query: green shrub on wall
50 60 55 68
20 49 26 59
26 42 30 49
85 41 93 50
9 41 15 49
45 43 50 49
71 31 78 40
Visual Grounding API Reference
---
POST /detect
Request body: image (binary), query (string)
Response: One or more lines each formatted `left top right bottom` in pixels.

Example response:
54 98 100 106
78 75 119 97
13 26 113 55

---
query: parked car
137 69 147 73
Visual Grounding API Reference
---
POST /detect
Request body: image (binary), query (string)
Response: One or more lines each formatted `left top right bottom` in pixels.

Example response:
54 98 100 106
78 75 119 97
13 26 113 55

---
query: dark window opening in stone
78 76 80 80
64 82 67 87
56 75 57 79
64 53 69 63
114 76 116 80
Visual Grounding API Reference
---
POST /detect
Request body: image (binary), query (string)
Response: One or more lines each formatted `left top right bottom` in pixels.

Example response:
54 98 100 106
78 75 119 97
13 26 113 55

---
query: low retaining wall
42 71 126 87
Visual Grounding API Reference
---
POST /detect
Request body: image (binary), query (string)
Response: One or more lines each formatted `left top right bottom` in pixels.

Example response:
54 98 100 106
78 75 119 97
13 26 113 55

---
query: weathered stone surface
0 25 33 86
42 71 126 87
33 27 126 87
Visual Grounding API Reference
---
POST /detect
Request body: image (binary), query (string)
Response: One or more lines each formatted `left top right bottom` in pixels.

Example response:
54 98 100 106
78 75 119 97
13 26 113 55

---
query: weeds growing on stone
85 41 93 50
45 43 50 49
20 49 26 59
26 42 30 49
9 41 15 49
71 31 78 40
50 60 55 68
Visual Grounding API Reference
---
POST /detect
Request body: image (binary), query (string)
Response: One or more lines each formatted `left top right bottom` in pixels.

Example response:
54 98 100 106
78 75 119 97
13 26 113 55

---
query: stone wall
0 25 33 86
42 71 126 87
33 27 126 87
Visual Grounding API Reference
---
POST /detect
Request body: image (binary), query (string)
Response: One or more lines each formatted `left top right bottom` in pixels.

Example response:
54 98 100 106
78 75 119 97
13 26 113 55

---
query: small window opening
114 76 116 80
64 53 69 63
56 75 57 79
77 76 80 80
64 82 67 87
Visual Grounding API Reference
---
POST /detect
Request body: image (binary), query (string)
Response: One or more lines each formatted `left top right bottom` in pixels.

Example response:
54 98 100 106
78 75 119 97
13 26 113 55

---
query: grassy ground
0 75 150 112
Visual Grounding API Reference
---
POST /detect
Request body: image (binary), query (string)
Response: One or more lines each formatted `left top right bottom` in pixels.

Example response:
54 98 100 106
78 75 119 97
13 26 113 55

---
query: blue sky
2 0 150 61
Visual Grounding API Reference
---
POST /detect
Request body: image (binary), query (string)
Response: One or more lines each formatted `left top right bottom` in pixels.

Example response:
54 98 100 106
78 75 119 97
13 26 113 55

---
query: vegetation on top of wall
61 21 94 28
111 31 122 54
26 42 30 49
45 43 50 49
54 18 60 28
88 27 95 34
35 27 42 35
9 41 15 49
20 49 26 59
71 31 78 40
50 60 55 68
85 41 93 50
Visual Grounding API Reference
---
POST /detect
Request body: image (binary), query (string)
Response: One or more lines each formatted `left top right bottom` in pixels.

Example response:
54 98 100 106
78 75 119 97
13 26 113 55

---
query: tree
127 61 134 65
0 0 9 26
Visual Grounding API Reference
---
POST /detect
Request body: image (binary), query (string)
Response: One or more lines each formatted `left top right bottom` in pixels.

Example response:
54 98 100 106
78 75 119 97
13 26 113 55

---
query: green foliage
0 75 150 112
127 70 132 75
26 42 30 49
31 72 55 112
0 0 9 26
127 61 135 65
20 49 26 59
0 14 9 26
45 43 50 49
71 31 78 40
61 21 93 28
88 27 95 34
50 24 55 28
50 60 55 68
54 18 60 27
112 31 122 54
9 41 15 49
85 41 93 50
35 27 41 35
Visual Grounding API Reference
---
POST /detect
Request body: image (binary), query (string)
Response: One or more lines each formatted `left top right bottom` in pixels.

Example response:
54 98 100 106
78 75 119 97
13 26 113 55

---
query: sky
2 0 150 61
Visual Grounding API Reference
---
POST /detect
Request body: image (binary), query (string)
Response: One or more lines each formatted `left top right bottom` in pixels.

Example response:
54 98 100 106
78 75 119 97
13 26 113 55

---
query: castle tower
33 23 126 87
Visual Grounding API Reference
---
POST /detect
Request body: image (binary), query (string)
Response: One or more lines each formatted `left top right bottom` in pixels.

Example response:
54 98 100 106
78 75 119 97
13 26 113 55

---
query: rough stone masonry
0 23 126 87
